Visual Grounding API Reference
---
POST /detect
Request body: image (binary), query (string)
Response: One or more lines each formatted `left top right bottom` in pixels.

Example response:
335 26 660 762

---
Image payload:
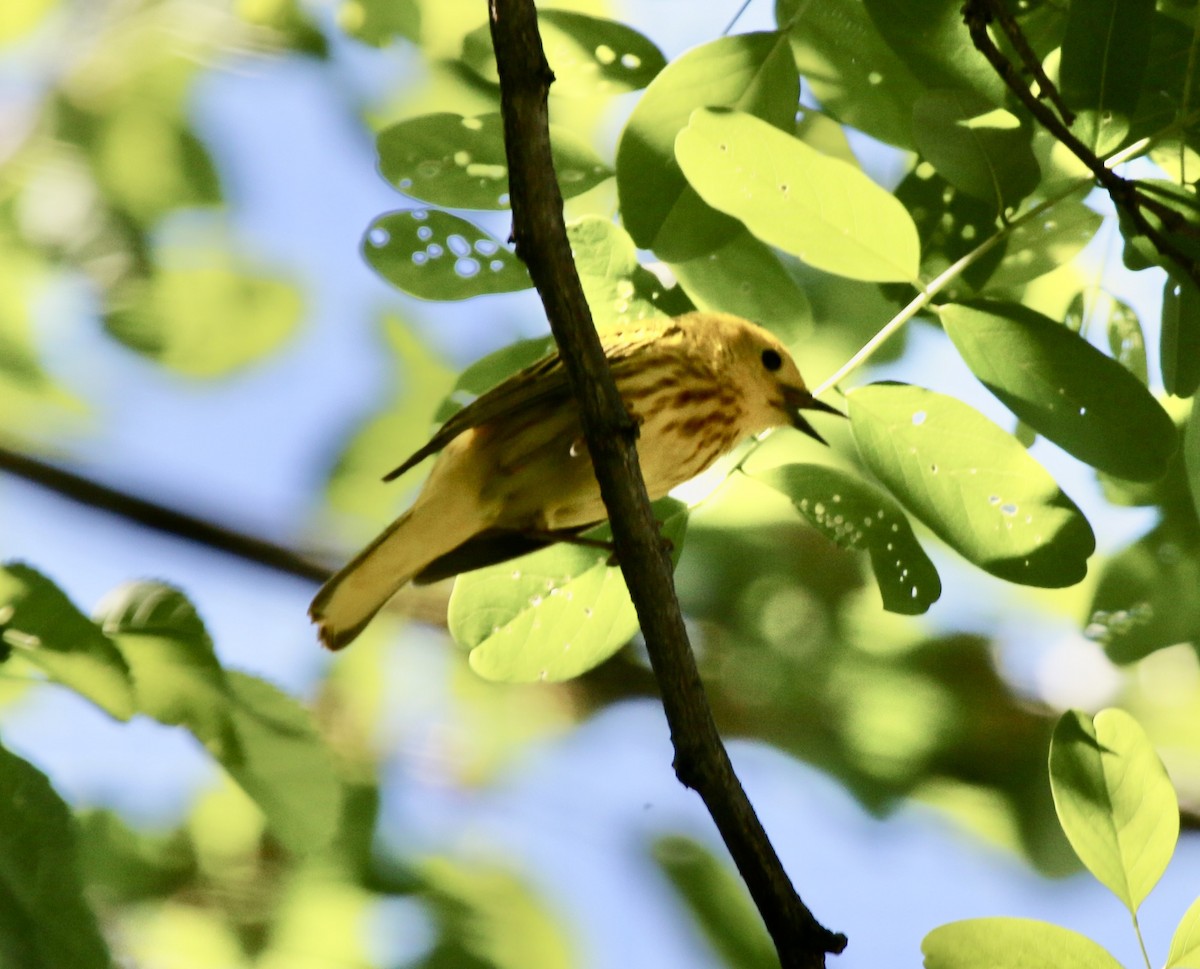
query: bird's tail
310 502 470 651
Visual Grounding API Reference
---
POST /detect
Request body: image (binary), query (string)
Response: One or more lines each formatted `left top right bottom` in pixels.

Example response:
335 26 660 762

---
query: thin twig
487 0 844 965
985 0 1074 124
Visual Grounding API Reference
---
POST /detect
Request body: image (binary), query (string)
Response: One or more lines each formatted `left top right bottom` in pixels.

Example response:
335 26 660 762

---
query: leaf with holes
377 113 612 210
676 109 920 282
1050 708 1178 914
848 383 1095 587
923 918 1124 969
448 500 688 682
363 209 530 301
911 90 1039 210
942 300 1176 481
616 31 798 260
462 10 665 95
753 463 940 614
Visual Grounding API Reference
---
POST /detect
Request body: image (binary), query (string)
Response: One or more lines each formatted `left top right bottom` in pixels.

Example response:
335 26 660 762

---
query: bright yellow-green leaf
923 917 1124 969
1168 896 1200 969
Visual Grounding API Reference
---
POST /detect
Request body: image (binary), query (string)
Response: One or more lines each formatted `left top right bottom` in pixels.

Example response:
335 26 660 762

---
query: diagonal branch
486 1 844 965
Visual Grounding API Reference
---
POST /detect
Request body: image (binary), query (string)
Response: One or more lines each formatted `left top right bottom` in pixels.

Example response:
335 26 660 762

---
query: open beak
782 386 845 446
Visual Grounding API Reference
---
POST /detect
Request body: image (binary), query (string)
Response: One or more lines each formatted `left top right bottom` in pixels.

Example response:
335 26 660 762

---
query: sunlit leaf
923 918 1124 969
1162 274 1200 398
1168 896 1200 969
1050 709 1179 913
848 384 1095 586
753 463 941 614
449 500 687 682
1064 290 1148 385
941 300 1176 481
94 581 241 761
335 0 419 47
1060 0 1154 155
0 0 60 42
461 10 665 95
568 216 692 328
363 209 530 300
981 196 1103 291
668 226 811 342
105 259 303 378
377 113 612 210
776 0 926 150
0 563 134 720
616 31 798 260
911 90 1038 210
676 109 919 283
0 744 111 969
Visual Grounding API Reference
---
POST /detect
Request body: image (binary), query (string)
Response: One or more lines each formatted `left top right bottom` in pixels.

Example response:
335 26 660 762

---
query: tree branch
485 1 844 965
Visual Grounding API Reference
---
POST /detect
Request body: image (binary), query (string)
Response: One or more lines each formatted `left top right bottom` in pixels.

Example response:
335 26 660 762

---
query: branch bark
486 2 844 965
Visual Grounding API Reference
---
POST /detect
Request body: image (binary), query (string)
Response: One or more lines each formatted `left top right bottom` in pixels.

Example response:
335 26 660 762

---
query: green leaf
981 196 1103 292
1064 290 1148 385
911 90 1039 210
776 0 926 150
0 744 112 969
221 672 341 854
676 109 920 283
862 0 1007 105
653 836 775 969
335 0 419 47
568 216 692 328
668 226 811 341
93 581 240 761
923 917 1124 969
848 384 1095 586
0 564 134 720
1088 522 1200 663
1060 0 1155 155
616 31 798 260
1168 896 1200 969
0 0 61 43
1049 708 1179 913
461 10 665 95
105 259 303 378
363 209 530 301
753 463 941 614
1162 274 1200 398
448 499 688 682
1188 408 1200 525
941 300 1176 481
376 113 612 210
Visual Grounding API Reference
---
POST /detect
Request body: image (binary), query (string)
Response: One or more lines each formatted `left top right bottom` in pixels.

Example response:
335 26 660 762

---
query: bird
309 311 840 650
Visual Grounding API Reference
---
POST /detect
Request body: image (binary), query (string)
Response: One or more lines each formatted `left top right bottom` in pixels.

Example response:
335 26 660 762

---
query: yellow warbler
310 311 839 649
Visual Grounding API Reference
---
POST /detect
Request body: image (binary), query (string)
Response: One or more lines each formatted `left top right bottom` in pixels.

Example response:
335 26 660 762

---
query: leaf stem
1132 912 1153 969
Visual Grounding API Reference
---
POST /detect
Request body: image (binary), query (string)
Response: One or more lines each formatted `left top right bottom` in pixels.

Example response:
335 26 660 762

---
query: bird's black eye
761 348 783 372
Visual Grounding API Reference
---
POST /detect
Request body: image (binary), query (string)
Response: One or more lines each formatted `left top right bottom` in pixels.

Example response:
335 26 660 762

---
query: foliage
1 0 1199 966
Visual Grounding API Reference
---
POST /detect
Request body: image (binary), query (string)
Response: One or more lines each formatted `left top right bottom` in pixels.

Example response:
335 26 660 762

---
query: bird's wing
382 320 675 482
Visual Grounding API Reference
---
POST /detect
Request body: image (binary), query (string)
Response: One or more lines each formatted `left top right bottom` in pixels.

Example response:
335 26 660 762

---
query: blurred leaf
105 258 303 378
981 197 1103 292
669 227 811 341
923 918 1123 969
1049 709 1178 913
653 836 775 969
862 0 1007 105
221 672 342 854
77 810 195 905
461 9 665 95
616 31 798 260
1060 0 1154 155
336 0 419 47
0 0 59 42
0 744 112 969
942 300 1176 481
363 209 530 300
449 499 687 682
753 463 941 613
676 109 919 283
0 564 134 720
1162 274 1200 398
776 0 926 150
911 91 1038 210
1188 407 1200 524
568 216 692 328
848 384 1095 587
1168 896 1200 969
94 581 240 761
417 857 574 969
236 0 328 56
377 113 611 210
